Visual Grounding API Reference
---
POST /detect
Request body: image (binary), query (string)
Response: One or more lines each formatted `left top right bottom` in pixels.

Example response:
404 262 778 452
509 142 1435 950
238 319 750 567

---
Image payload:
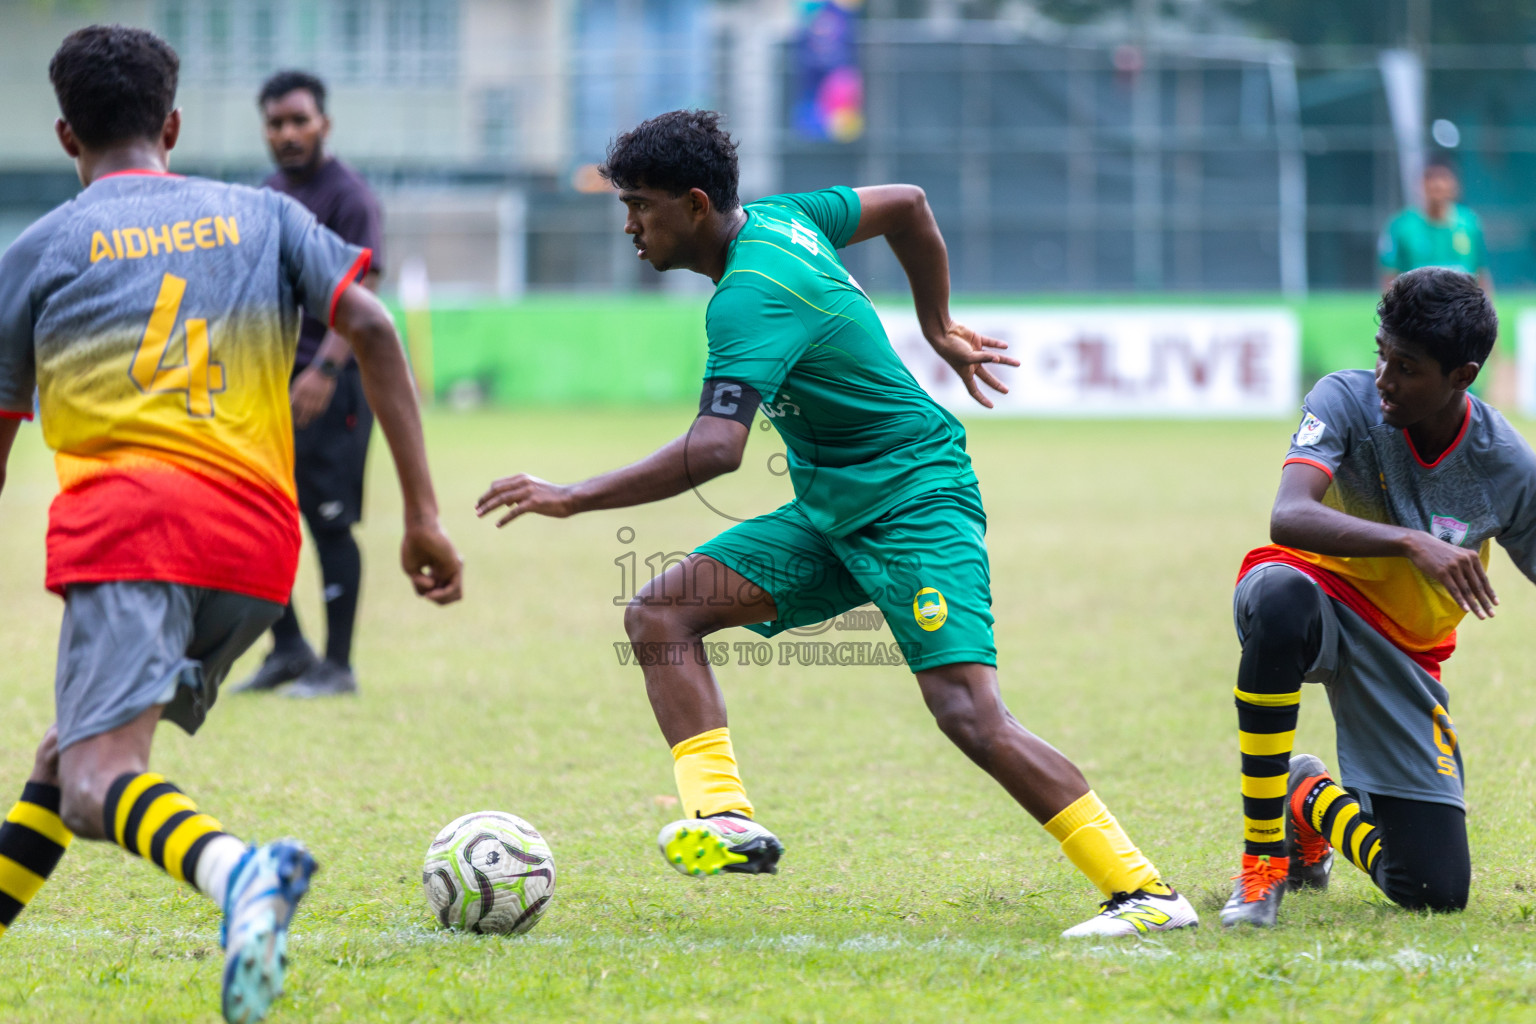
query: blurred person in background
1378 160 1515 405
1378 159 1491 294
234 70 384 699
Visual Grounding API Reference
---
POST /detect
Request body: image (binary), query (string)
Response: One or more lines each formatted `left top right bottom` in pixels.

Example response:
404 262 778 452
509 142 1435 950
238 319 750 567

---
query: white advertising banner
879 307 1301 417
1518 310 1536 417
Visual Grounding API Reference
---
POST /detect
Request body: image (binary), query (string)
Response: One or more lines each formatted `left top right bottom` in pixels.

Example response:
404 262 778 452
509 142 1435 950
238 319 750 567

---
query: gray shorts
1233 563 1465 809
55 582 283 751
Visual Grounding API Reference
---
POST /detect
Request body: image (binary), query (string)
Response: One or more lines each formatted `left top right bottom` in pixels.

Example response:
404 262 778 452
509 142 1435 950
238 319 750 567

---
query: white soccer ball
421 811 555 934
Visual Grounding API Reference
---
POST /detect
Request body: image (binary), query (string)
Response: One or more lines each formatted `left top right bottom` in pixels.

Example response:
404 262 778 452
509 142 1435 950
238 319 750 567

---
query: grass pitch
3 407 1536 1023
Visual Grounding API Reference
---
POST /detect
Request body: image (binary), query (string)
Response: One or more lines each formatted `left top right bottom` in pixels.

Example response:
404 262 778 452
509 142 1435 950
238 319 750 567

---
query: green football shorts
694 486 996 672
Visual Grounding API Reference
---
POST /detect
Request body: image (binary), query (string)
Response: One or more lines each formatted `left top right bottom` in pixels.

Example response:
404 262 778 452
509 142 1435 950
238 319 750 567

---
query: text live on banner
879 308 1300 417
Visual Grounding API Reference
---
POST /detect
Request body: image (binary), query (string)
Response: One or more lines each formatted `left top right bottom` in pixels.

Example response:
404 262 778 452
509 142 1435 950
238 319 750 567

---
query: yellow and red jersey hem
1238 545 1455 680
45 462 300 608
44 567 294 606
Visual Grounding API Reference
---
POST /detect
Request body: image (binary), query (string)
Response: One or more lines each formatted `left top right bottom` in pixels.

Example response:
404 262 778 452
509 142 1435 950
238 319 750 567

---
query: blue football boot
221 839 318 1023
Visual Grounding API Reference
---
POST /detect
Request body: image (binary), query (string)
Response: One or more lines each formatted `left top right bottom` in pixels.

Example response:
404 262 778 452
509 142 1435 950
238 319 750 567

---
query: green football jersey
1377 204 1486 277
703 186 976 538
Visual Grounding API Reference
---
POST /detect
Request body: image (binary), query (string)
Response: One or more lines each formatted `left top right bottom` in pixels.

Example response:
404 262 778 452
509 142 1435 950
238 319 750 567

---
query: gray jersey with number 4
0 170 368 605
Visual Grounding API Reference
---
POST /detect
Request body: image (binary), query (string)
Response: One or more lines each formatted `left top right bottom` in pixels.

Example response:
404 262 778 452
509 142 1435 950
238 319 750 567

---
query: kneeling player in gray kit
1221 266 1536 926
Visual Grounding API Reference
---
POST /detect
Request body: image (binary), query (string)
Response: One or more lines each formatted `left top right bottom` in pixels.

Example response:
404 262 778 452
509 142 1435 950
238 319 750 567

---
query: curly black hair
49 25 179 150
600 110 740 212
259 69 327 114
1378 267 1497 371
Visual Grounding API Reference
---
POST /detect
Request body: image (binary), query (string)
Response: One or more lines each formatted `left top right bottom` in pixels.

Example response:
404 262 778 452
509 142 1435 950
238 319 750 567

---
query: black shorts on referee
294 362 372 529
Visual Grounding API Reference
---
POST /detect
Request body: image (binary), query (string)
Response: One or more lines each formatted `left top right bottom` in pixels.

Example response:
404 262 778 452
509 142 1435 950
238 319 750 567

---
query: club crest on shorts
913 587 948 631
1431 514 1470 547
1295 412 1326 447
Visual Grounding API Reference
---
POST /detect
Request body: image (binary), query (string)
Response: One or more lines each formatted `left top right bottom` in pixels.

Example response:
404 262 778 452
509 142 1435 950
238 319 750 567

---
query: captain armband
697 378 763 428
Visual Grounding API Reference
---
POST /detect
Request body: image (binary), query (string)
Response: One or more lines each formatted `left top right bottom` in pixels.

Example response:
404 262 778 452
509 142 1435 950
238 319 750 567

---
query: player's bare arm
332 282 463 604
849 184 1020 408
1270 327 1498 619
1270 461 1496 619
291 267 380 427
476 414 748 526
0 417 18 498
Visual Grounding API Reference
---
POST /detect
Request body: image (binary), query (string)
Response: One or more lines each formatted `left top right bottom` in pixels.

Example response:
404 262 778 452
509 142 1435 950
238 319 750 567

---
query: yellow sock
1043 791 1168 898
671 727 753 819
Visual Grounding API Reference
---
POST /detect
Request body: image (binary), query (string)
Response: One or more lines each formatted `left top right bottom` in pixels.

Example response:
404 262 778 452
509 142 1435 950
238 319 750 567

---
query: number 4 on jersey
130 272 226 417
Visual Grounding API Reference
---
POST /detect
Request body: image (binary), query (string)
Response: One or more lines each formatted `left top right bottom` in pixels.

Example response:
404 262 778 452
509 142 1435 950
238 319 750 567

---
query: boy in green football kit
477 110 1197 937
1378 160 1490 293
693 185 993 672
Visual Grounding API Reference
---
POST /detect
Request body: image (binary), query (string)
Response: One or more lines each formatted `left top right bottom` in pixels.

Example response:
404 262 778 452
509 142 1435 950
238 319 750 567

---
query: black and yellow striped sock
1236 685 1299 857
103 773 233 890
1301 777 1382 876
0 783 72 936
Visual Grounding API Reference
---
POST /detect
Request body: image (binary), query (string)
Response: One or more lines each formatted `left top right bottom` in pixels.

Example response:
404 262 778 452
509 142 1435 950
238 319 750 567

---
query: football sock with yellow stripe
1236 684 1298 857
0 783 72 936
1044 791 1171 898
1299 777 1382 877
103 772 248 907
671 727 754 820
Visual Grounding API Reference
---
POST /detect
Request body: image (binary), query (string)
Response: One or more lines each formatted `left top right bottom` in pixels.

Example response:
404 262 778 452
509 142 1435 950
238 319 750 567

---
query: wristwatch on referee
316 358 342 379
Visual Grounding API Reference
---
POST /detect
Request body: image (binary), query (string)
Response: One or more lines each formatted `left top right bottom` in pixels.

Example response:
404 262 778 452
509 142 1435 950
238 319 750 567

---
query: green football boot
657 813 783 877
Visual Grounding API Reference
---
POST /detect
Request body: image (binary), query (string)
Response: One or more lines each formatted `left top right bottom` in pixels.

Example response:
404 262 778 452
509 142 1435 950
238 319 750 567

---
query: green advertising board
401 292 1533 408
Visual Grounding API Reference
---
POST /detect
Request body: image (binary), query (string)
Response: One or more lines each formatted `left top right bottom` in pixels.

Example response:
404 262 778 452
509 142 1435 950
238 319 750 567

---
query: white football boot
657 813 784 877
1061 887 1200 938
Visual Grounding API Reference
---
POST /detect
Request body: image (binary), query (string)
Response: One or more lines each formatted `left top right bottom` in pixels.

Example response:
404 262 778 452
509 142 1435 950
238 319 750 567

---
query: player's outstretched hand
402 521 464 605
290 366 336 429
928 322 1020 409
475 474 576 527
1404 532 1498 619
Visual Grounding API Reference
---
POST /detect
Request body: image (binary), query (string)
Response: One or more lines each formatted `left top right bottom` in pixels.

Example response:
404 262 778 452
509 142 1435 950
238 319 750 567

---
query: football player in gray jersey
1221 267 1536 927
0 25 462 1022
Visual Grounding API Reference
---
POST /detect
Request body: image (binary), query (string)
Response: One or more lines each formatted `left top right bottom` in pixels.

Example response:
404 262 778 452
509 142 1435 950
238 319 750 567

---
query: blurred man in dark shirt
235 70 382 698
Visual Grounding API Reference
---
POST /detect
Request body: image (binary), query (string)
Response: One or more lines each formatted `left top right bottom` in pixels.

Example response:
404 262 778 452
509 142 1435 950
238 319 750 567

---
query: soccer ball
421 811 555 934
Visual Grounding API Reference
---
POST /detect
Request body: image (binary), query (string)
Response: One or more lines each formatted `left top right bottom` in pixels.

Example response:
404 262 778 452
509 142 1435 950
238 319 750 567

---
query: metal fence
462 21 1309 297
778 22 1304 295
4 4 1536 294
508 31 1536 295
1295 44 1536 289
